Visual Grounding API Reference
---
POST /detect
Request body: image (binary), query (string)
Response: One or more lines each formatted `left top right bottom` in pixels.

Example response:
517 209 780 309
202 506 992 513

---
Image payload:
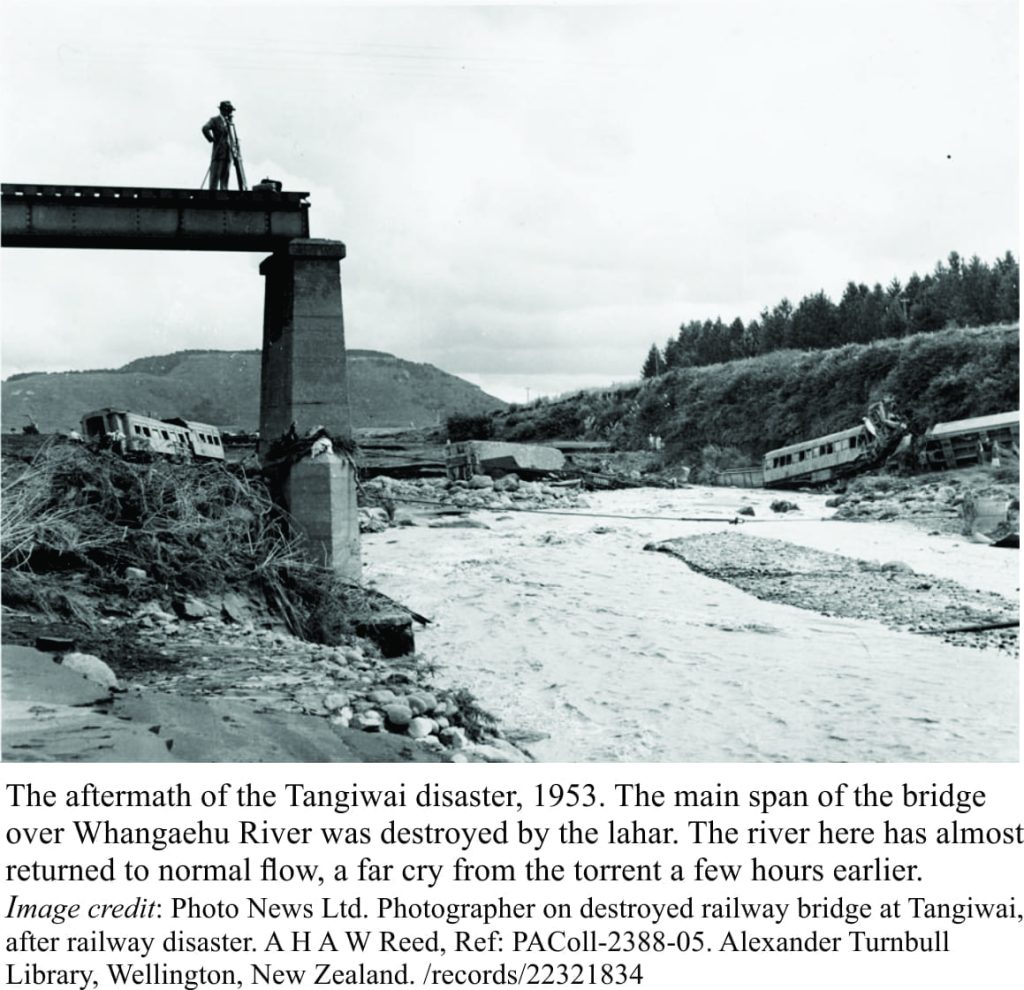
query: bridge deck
1 183 311 251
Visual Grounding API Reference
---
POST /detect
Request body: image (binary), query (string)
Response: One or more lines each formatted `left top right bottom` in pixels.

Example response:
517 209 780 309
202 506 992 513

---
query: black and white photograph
1 0 1018 764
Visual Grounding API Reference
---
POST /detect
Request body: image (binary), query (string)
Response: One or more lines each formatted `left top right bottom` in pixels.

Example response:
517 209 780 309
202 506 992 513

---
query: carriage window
133 425 142 434
825 443 833 453
161 430 170 440
798 451 805 461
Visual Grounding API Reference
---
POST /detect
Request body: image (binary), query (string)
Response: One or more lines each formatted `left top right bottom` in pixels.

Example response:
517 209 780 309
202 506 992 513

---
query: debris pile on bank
359 474 590 529
1 441 522 760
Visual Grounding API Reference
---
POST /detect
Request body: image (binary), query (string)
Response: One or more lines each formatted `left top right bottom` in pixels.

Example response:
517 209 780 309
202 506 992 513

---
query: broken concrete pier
260 239 360 579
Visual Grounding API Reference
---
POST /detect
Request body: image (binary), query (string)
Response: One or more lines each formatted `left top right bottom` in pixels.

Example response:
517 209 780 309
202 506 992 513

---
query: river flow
363 486 1019 763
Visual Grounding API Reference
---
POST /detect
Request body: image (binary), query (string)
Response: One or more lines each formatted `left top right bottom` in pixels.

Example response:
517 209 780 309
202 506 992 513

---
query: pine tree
726 317 746 360
758 299 793 353
993 251 1019 322
789 291 839 349
641 344 663 379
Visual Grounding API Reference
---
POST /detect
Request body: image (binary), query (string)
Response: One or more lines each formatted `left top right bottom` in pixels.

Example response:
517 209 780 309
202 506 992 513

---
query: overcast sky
0 0 1017 401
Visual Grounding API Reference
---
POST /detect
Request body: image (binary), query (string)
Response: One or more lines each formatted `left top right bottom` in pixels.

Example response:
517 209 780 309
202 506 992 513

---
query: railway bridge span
1 182 359 577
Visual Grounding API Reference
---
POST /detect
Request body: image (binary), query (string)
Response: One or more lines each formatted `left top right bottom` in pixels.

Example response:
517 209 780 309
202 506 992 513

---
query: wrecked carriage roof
928 410 1019 438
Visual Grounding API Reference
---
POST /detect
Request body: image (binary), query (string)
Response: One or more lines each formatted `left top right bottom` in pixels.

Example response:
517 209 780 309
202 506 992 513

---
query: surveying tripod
202 116 248 191
226 118 248 191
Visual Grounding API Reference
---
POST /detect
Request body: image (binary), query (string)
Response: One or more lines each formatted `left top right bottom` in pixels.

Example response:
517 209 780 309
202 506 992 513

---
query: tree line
641 251 1019 377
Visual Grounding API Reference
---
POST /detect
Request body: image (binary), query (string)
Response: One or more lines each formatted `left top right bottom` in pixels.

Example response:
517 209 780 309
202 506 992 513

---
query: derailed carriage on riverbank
760 406 1019 489
763 424 874 488
762 400 906 489
920 410 1019 471
79 408 224 461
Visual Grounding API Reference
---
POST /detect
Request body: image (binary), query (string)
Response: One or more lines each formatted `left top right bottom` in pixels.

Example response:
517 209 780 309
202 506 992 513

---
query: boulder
172 596 214 620
880 560 914 574
323 691 350 712
219 593 252 624
61 653 120 691
407 717 437 739
384 703 413 728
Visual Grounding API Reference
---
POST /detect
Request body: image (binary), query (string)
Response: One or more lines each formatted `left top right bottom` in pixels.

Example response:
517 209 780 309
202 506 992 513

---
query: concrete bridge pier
259 238 360 580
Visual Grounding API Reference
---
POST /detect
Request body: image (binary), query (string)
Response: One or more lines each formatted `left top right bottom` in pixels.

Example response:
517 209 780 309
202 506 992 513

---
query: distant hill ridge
2 349 505 432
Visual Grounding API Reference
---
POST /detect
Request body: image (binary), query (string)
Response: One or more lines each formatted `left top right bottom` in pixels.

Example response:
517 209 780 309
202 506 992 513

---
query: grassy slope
492 324 1020 466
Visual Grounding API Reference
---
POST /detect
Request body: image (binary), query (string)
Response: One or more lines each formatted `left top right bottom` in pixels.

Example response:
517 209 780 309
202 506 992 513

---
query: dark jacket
202 115 231 157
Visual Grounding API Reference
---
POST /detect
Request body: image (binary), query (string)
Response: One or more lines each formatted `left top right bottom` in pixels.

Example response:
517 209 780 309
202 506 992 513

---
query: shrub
446 413 495 441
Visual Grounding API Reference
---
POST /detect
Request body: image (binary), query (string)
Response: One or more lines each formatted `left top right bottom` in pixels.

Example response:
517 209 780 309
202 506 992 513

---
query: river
363 486 1019 763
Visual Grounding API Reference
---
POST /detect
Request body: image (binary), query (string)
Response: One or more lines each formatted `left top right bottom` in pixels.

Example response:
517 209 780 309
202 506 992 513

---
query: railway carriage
921 411 1019 470
763 425 873 488
80 408 224 461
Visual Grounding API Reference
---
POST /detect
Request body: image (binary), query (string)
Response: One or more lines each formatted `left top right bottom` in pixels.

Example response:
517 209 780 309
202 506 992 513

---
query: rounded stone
407 692 437 715
384 703 413 727
407 716 437 739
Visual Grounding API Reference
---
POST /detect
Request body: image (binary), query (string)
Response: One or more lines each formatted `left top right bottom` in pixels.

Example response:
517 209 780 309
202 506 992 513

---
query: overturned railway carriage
921 411 1019 470
80 409 225 461
763 425 873 488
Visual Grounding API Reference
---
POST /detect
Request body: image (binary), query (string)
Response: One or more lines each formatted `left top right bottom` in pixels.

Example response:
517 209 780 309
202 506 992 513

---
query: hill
490 324 1020 472
1 349 505 433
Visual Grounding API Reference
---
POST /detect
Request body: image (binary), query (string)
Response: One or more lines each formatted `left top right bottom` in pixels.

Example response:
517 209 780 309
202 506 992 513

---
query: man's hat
219 100 236 112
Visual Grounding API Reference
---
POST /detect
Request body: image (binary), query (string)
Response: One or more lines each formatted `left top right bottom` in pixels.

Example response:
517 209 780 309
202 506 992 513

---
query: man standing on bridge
202 101 238 190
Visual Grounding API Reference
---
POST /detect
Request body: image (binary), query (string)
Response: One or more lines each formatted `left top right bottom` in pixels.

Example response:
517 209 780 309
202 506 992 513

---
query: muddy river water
364 487 1018 763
